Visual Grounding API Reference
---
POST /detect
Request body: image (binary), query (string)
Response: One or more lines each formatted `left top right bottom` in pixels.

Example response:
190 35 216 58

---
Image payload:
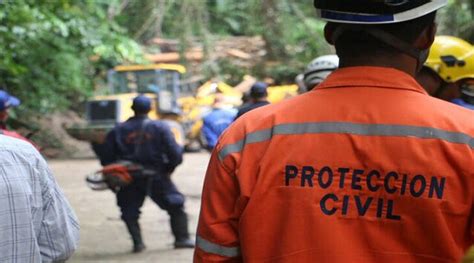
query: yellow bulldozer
65 63 204 156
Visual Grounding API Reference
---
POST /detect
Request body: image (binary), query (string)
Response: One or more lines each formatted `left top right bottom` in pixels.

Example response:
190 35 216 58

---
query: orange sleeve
471 156 474 245
194 150 242 262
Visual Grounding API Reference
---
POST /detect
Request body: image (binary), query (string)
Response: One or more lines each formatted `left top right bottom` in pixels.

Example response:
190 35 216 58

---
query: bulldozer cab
107 64 186 115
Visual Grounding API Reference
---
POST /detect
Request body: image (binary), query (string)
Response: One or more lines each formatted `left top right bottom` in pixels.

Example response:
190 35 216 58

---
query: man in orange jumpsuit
195 1 474 262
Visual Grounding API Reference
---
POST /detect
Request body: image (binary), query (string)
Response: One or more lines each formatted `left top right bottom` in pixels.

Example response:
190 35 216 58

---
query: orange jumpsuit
195 67 474 263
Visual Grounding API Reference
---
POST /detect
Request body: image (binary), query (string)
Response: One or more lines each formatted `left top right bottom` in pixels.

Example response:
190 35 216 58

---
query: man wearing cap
195 1 474 262
234 82 270 120
0 89 80 261
0 90 21 125
101 95 194 253
0 90 38 147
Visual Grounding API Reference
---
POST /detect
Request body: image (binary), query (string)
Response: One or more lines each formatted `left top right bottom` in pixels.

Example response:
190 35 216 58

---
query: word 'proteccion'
284 165 446 221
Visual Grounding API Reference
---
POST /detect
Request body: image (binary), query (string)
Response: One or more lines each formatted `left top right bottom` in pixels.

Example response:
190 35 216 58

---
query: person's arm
37 157 80 262
99 129 118 166
194 151 242 262
158 123 183 172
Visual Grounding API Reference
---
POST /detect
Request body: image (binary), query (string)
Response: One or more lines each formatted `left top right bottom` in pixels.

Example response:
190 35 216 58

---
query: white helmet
303 55 339 91
313 0 447 71
314 0 447 25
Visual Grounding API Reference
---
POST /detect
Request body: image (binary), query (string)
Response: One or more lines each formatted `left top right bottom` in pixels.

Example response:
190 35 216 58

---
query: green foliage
149 0 331 83
438 0 474 43
164 0 471 83
213 58 249 86
1 0 471 115
0 0 142 114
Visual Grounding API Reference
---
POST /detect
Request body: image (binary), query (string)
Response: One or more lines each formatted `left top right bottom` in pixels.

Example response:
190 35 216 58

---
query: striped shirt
0 135 79 262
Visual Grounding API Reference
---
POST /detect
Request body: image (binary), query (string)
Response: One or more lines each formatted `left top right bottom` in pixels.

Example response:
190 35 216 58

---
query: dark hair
132 107 151 115
250 82 268 99
333 12 437 58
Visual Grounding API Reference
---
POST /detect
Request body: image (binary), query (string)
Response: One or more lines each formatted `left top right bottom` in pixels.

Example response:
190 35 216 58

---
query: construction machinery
66 63 299 156
65 63 202 156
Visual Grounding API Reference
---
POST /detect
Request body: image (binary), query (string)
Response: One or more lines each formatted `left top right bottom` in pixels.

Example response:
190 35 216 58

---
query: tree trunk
261 0 287 60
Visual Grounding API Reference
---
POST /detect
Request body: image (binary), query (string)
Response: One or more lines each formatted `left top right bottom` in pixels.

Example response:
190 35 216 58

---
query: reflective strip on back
218 122 474 160
196 236 241 258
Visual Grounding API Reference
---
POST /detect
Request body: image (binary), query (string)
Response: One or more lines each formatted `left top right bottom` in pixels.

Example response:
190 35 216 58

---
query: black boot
124 220 146 253
169 208 195 249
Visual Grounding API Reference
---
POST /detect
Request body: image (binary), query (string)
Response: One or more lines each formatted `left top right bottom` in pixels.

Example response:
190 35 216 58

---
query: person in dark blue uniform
101 95 194 253
235 82 270 120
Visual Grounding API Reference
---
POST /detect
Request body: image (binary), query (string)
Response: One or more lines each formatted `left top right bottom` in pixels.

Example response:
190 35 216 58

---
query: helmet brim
316 0 447 24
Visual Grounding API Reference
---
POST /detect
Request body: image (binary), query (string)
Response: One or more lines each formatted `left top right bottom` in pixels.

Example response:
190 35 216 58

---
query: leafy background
1 0 473 258
0 0 472 123
0 2 472 261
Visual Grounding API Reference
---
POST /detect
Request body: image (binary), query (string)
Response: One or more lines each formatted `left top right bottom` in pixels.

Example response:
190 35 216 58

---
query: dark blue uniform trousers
117 174 189 241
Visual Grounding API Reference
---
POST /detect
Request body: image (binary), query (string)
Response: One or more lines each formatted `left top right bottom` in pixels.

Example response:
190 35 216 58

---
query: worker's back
198 67 474 262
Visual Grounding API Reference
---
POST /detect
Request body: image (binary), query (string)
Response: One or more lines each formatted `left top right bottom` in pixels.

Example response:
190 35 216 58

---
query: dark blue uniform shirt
101 116 183 174
235 101 270 120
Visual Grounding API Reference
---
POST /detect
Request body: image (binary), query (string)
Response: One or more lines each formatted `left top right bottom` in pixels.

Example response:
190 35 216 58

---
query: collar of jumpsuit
315 66 428 95
195 66 474 263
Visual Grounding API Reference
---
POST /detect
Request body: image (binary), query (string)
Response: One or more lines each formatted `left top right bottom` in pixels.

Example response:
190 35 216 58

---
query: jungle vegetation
0 0 472 114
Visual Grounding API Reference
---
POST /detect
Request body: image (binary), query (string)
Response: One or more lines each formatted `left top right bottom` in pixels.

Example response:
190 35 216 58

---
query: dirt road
50 152 210 262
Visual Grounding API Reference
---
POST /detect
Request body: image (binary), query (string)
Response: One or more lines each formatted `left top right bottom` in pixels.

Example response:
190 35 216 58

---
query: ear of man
324 23 336 45
414 22 437 50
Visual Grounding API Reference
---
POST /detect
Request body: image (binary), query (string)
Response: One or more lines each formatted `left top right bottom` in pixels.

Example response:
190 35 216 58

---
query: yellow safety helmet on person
424 36 474 83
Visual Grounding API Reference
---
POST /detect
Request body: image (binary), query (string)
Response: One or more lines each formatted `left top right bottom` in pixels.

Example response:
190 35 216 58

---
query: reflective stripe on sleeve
219 122 474 160
196 236 241 258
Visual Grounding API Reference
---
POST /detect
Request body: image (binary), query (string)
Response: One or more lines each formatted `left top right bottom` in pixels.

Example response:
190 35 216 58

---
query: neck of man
339 52 418 77
253 98 267 103
134 113 148 118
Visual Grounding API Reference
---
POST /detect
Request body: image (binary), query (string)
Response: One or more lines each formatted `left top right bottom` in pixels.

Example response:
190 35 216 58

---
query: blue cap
250 82 268 98
0 90 21 111
132 95 152 112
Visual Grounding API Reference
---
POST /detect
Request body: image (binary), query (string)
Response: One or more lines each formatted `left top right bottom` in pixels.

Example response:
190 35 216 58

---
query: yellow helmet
425 36 474 83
